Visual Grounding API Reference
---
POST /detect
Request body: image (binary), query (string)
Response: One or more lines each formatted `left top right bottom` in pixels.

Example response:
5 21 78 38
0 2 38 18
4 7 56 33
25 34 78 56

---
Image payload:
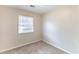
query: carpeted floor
1 41 67 54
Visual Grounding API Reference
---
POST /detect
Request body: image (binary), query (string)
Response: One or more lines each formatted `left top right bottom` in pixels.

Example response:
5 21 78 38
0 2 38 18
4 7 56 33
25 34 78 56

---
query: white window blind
18 15 34 33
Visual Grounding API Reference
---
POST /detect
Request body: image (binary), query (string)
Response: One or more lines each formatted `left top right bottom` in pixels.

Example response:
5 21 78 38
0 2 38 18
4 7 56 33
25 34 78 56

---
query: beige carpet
1 41 67 54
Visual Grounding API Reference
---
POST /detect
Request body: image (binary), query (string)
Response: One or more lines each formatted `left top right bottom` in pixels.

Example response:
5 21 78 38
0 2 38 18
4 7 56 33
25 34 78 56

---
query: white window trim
18 15 34 34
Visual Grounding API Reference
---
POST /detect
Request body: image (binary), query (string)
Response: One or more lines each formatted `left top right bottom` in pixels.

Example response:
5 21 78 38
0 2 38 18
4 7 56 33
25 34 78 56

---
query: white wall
0 6 42 52
1 5 79 54
43 6 79 53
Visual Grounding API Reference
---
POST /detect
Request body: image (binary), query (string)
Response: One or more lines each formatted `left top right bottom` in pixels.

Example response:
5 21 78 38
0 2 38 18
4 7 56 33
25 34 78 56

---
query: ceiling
7 5 57 14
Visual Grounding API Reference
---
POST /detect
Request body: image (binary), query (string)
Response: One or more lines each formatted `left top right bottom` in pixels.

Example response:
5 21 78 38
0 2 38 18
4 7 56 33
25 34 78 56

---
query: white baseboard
43 40 72 54
0 39 41 53
0 39 72 54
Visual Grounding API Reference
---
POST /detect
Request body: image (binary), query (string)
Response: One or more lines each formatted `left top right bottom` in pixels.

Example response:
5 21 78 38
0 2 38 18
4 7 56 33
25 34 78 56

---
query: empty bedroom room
0 5 79 54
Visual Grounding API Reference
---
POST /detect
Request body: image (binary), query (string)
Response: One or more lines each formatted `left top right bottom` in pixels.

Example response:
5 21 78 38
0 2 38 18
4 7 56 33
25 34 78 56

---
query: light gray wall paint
0 6 42 51
43 6 79 53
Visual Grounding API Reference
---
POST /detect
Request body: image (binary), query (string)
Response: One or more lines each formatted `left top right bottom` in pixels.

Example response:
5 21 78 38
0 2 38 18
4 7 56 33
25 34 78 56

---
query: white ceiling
7 5 57 14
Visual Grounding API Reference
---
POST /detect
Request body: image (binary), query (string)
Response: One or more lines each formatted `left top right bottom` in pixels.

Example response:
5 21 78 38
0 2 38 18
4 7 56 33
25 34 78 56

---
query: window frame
18 15 34 34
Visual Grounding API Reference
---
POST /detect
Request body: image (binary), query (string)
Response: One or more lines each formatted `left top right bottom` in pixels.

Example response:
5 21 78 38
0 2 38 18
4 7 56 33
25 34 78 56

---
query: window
18 15 34 33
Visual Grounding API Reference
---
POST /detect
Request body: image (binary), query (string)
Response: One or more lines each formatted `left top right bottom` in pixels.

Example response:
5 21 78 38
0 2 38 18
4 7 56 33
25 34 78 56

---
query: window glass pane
18 15 34 33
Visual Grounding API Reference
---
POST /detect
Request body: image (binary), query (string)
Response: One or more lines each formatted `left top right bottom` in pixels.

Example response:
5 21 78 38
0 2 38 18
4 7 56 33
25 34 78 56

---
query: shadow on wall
43 19 60 43
43 6 79 53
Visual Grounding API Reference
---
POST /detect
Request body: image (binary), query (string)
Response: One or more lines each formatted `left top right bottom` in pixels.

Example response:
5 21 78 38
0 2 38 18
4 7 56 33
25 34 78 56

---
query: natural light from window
18 15 34 33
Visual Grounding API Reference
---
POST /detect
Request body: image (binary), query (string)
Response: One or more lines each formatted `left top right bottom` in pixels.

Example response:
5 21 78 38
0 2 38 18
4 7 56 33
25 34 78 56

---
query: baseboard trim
0 40 41 53
43 40 72 54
